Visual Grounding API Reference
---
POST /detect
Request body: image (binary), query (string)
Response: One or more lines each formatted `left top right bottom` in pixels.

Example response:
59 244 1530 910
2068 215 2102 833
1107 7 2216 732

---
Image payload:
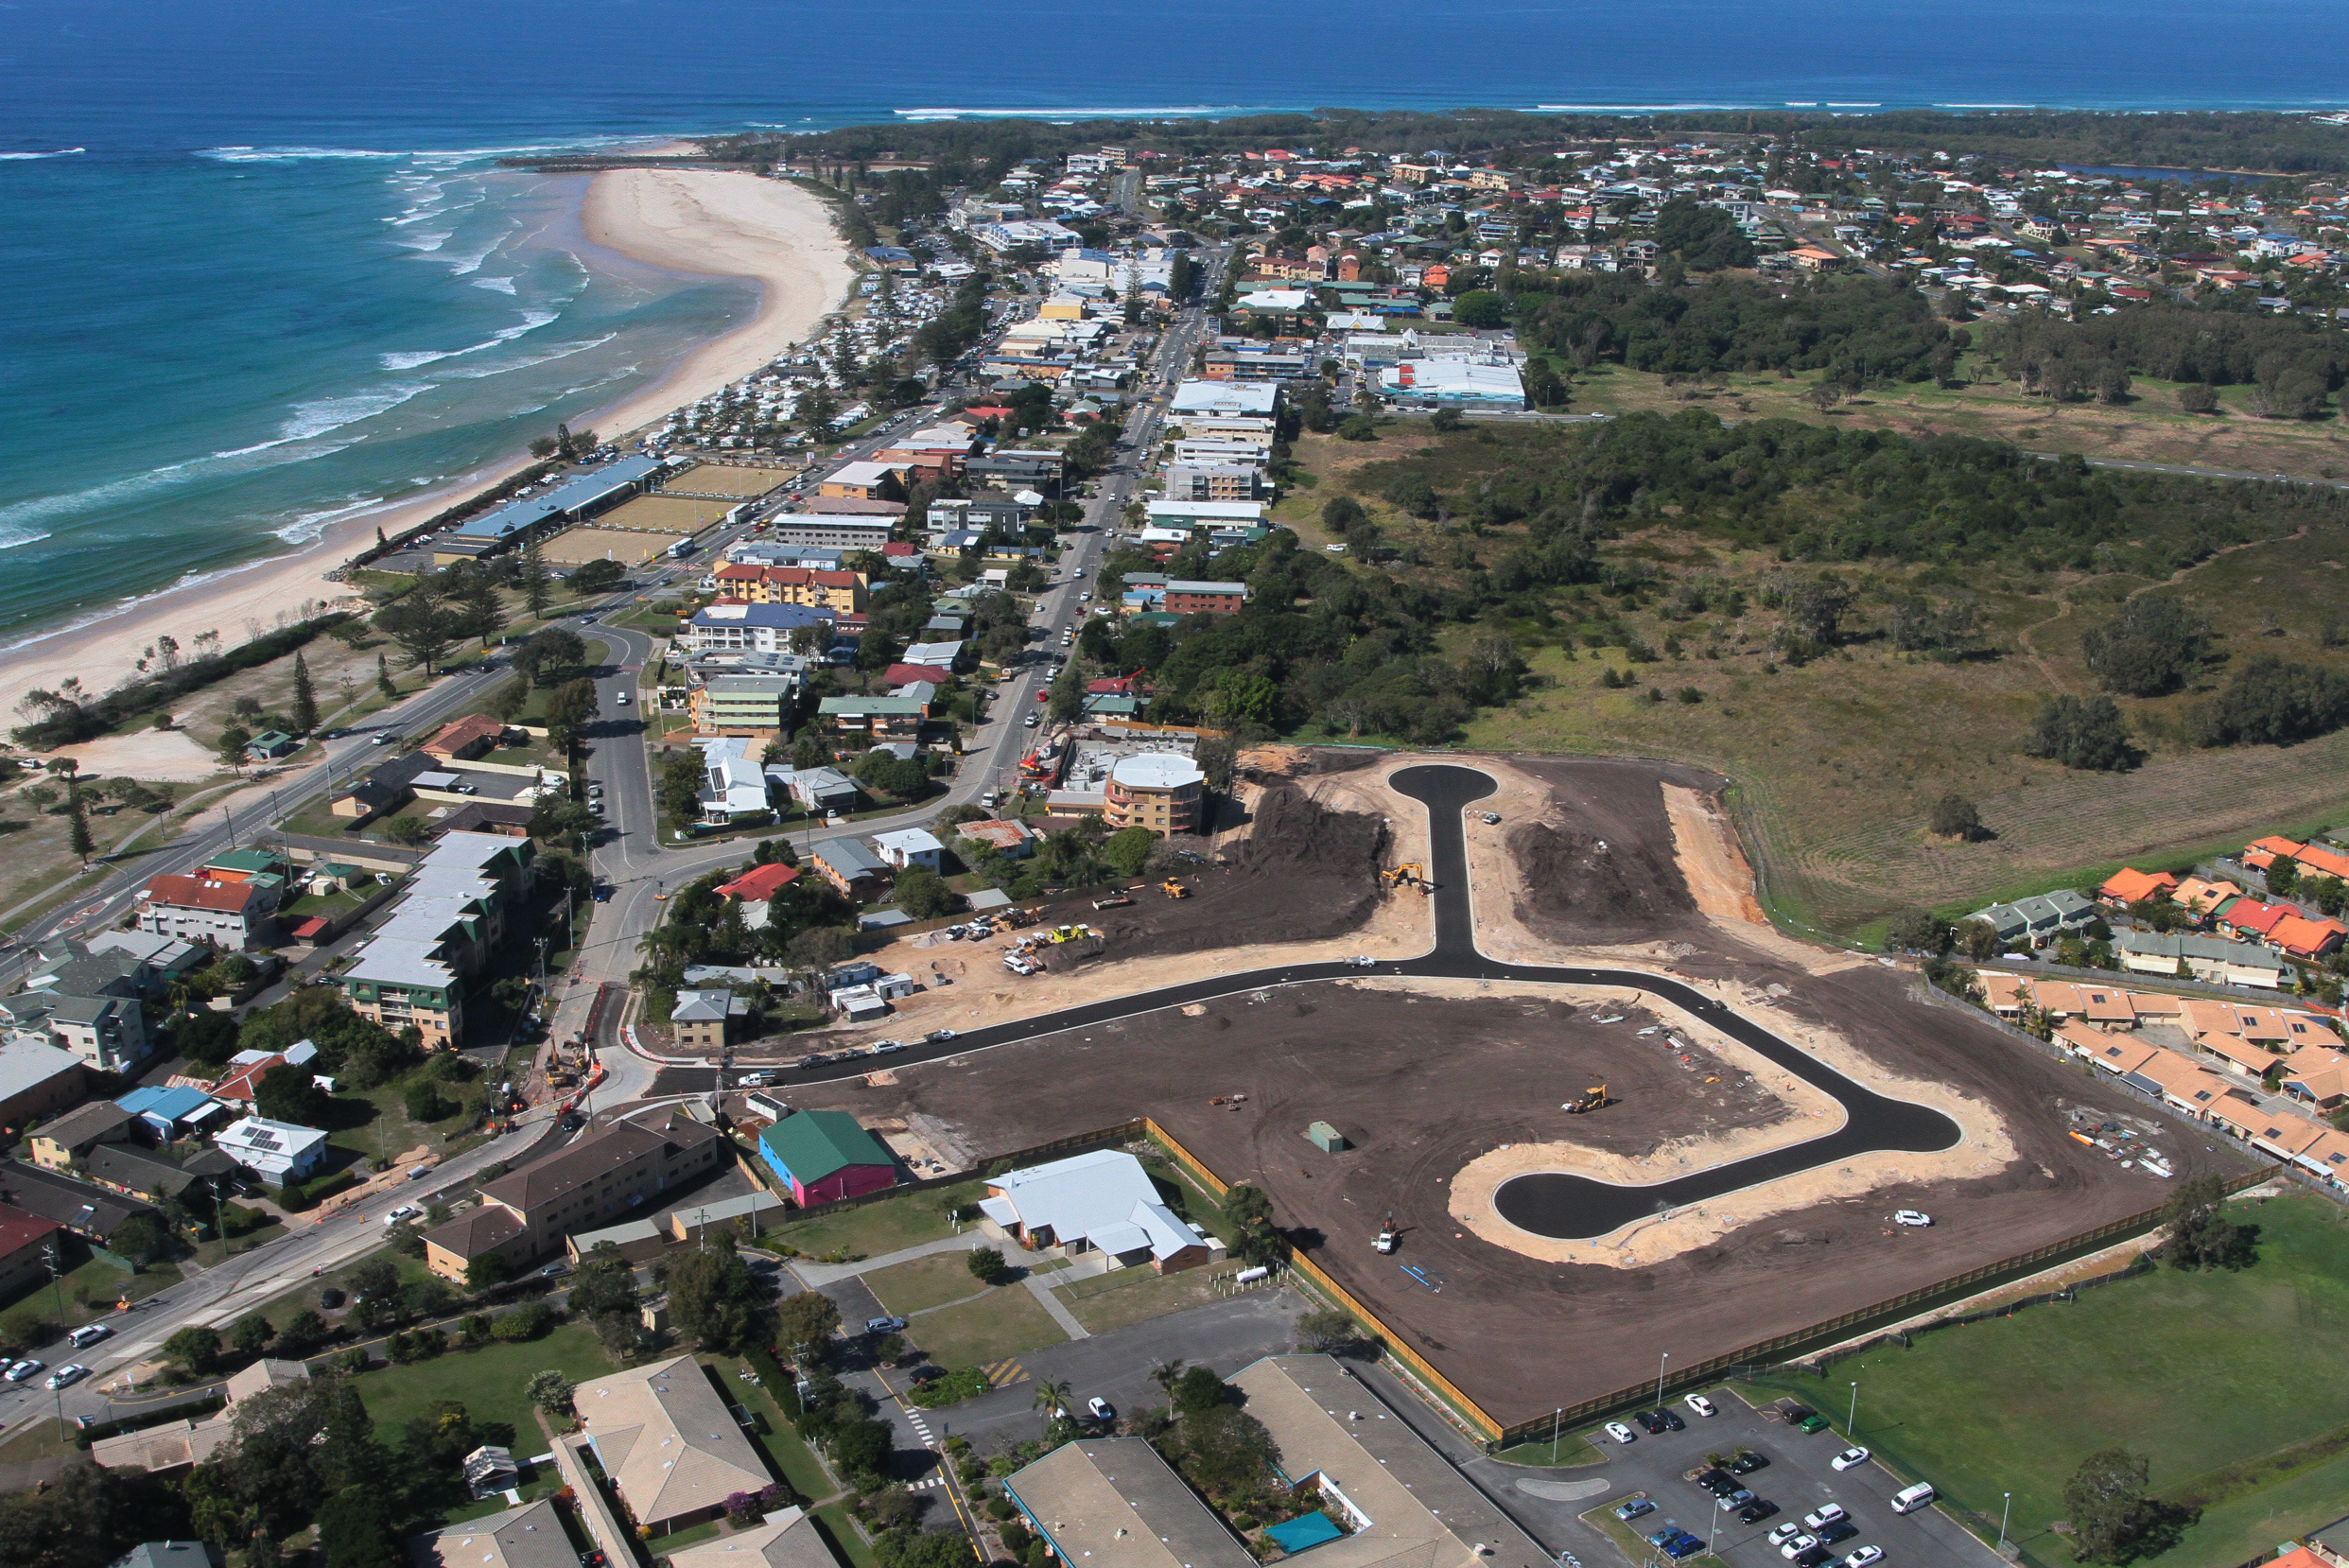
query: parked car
1793 1547 1833 1568
541 1261 571 1278
384 1206 420 1225
1844 1547 1885 1567
1894 1210 1932 1228
1767 1524 1806 1549
46 1364 87 1390
1778 1535 1818 1559
866 1316 908 1335
4 1360 43 1383
1696 1468 1737 1496
1832 1447 1871 1472
1088 1397 1115 1421
320 1288 346 1309
1604 1421 1637 1444
1818 1521 1859 1546
1684 1393 1718 1419
1802 1506 1849 1532
1655 1407 1685 1431
1729 1451 1770 1474
1636 1410 1669 1435
1615 1499 1657 1523
1796 1415 1833 1434
1662 1538 1705 1560
925 1029 959 1042
1739 1502 1781 1525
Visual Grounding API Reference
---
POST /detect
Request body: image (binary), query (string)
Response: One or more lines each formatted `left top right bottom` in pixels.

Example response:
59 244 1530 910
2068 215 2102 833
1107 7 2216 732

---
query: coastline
0 167 854 739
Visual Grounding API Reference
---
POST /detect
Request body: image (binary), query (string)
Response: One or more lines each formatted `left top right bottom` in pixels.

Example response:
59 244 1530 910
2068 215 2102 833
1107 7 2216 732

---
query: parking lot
1523 1388 1999 1568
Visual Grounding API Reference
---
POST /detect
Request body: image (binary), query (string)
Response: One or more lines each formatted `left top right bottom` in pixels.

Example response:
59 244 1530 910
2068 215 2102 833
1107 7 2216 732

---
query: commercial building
760 515 896 553
757 1110 896 1206
419 1105 724 1281
1003 1440 1253 1568
978 1148 1212 1273
1143 499 1266 531
1105 753 1205 834
339 831 536 1047
818 461 909 500
437 456 667 562
574 1355 774 1531
1163 462 1262 501
1170 380 1280 417
709 564 868 613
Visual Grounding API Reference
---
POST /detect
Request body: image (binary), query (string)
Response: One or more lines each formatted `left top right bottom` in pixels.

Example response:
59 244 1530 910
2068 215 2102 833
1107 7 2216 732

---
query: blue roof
455 457 664 540
1263 1516 1345 1553
691 602 836 629
118 1085 213 1122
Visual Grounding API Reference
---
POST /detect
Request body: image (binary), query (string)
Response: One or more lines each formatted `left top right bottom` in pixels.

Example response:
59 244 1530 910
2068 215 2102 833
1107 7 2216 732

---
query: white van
67 1324 112 1350
1890 1483 1937 1515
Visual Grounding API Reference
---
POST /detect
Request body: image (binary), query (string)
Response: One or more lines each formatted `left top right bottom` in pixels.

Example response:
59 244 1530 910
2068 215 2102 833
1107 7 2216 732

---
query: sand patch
1662 784 1766 924
53 728 222 782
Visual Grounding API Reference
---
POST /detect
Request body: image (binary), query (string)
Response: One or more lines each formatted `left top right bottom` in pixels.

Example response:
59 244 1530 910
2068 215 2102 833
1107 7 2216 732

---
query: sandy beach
1 168 853 741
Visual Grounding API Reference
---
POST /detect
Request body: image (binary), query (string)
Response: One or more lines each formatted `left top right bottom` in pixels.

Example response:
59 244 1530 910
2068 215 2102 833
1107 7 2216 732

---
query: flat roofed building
340 830 536 1046
1004 1439 1253 1568
408 1498 576 1568
575 1355 773 1531
1105 753 1205 835
0 1038 90 1128
1171 380 1279 416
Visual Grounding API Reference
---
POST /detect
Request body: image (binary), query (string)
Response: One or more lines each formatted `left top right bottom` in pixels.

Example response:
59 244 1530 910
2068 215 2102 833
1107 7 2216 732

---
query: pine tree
375 653 395 699
521 538 551 618
555 423 575 461
290 650 320 734
65 771 93 865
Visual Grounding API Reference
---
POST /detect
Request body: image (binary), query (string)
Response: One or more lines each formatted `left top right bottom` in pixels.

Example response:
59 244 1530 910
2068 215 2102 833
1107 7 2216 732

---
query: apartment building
687 674 800 739
339 831 535 1047
137 874 274 950
707 564 867 614
1105 753 1205 834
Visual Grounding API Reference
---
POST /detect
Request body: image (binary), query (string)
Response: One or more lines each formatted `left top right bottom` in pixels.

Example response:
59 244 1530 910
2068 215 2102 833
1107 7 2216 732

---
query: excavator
1160 880 1190 899
1381 862 1432 896
1564 1084 1612 1115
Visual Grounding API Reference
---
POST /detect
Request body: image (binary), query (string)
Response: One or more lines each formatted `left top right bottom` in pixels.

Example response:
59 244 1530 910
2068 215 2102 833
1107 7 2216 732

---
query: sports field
666 462 794 499
595 493 732 533
1741 1193 2349 1568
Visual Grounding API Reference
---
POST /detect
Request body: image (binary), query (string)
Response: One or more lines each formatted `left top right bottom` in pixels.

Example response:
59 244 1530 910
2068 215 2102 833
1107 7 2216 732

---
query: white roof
986 1148 1198 1262
826 460 899 486
1110 754 1203 792
1147 499 1265 522
872 828 944 856
1170 379 1279 415
215 1116 330 1158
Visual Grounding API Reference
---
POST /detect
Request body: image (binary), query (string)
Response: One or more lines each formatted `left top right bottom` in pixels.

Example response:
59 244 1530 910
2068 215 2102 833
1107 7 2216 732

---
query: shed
1303 1121 1348 1153
757 1109 897 1206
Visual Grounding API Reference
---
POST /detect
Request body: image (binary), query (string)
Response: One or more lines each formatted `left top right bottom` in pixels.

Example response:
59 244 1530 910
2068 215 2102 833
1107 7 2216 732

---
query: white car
67 1324 112 1349
615 691 630 706
45 1364 88 1390
1767 1524 1805 1548
4 1359 43 1383
1831 1447 1870 1472
384 1205 420 1225
1844 1548 1884 1568
1088 1397 1115 1421
1779 1536 1818 1560
1604 1421 1637 1444
1683 1393 1717 1419
1893 1210 1932 1228
1803 1506 1848 1531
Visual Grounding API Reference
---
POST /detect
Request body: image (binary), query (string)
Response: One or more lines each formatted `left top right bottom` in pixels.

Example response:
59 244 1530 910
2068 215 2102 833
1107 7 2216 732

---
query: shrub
491 1303 553 1342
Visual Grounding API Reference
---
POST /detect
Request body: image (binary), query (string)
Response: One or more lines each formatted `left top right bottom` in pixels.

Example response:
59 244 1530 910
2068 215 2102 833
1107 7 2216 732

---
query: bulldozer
1381 862 1432 896
1564 1084 1612 1115
1159 880 1190 899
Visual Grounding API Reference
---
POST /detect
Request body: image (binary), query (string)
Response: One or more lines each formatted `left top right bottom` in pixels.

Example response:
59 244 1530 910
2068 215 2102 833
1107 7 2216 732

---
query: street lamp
1998 1493 2012 1552
1549 1406 1562 1463
1849 1381 1858 1436
1656 1350 1670 1411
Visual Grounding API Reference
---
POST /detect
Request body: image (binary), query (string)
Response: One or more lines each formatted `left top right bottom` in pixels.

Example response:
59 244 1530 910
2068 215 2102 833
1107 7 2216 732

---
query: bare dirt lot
664 462 795 499
777 748 2253 1427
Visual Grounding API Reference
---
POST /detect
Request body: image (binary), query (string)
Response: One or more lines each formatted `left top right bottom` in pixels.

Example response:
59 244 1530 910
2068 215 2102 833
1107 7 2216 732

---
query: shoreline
0 166 854 740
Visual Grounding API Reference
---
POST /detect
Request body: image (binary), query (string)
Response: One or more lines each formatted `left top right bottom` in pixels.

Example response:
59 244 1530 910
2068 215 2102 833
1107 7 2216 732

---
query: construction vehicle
1480 812 1501 826
1375 1214 1399 1255
1092 893 1133 910
1046 923 1093 943
1159 880 1190 899
1564 1084 1611 1115
1381 863 1432 895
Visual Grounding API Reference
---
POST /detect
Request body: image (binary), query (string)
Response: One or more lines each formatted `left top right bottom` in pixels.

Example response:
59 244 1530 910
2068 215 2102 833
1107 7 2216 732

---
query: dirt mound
1035 933 1108 972
1078 784 1390 959
1509 819 1695 937
1240 745 1383 782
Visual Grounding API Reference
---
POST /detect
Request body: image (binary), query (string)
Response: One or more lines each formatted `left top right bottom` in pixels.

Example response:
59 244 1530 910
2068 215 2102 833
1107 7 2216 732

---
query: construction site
771 748 2256 1429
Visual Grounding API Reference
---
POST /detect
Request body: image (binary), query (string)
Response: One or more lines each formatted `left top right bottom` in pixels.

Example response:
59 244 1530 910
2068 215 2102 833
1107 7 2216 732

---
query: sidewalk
786 1231 983 1290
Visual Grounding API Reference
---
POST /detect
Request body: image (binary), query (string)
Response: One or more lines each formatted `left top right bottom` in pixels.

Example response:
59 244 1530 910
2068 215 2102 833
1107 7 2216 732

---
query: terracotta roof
0 1202 62 1261
576 1355 773 1529
209 1054 286 1105
144 874 260 914
421 1202 526 1263
425 713 507 756
2220 898 2293 936
2272 914 2348 958
2100 867 2179 903
2293 843 2349 880
716 863 801 903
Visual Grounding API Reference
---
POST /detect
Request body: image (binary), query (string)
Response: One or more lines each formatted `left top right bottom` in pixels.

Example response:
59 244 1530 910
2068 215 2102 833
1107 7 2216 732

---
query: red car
1033 690 1047 703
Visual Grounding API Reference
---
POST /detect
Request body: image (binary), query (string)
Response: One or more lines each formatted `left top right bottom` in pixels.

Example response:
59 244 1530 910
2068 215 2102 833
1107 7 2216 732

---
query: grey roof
31 1101 138 1149
407 1498 576 1568
453 457 662 541
111 1546 219 1568
2118 931 2288 971
1004 1440 1252 1568
0 1039 84 1101
670 990 742 1023
815 837 889 877
0 1159 155 1234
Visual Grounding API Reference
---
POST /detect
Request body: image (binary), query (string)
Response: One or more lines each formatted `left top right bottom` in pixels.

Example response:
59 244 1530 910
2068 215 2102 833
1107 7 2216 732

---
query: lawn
1051 1265 1227 1336
1739 1195 2349 1568
866 1252 998 1316
1492 1430 1609 1469
0 1249 173 1345
249 1240 435 1325
350 1320 617 1444
710 1354 834 1500
758 1181 983 1263
902 1289 1069 1370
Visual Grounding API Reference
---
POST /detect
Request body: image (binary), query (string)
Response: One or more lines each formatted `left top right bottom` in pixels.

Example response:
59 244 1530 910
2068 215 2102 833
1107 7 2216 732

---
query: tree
465 1252 513 1290
2185 657 2349 749
774 1289 842 1360
526 1369 575 1418
966 1246 1009 1285
829 1418 894 1483
1452 289 1509 329
893 867 958 919
110 1212 165 1264
1883 909 1952 956
1192 734 1237 791
566 558 626 596
514 626 587 688
290 651 320 734
1048 655 1085 722
375 593 462 675
2082 598 2210 697
218 723 253 773
65 771 93 865
519 539 551 617
2160 1175 2258 1271
1101 826 1157 878
1294 1307 1366 1355
316 1484 400 1568
1429 406 1465 432
163 1325 223 1377
231 1315 274 1357
278 1310 329 1357
1957 918 2003 961
1171 1365 1228 1418
2177 382 2218 413
667 1239 774 1351
2027 694 2134 772
2062 1449 2154 1564
254 1062 329 1125
402 1080 450 1123
375 653 395 699
0 1460 189 1568
1175 1403 1281 1498
381 814 429 846
1222 1184 1284 1265
1928 793 1984 842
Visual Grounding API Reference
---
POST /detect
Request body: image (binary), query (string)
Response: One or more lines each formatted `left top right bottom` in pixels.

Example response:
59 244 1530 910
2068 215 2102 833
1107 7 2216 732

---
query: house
0 1203 64 1298
870 828 944 872
419 1105 725 1281
423 713 510 761
109 1546 221 1568
1001 1441 1255 1568
1968 891 2097 948
0 1159 158 1241
0 1038 89 1133
811 837 891 900
138 873 273 950
47 994 150 1074
694 738 778 822
2171 877 2243 919
2218 898 2295 941
670 990 746 1054
114 1086 221 1141
28 1101 138 1172
772 765 857 815
213 1117 333 1183
2116 931 2288 987
954 819 1035 859
664 1509 838 1568
715 862 803 928
242 731 298 761
573 1356 774 1532
406 1497 575 1568
977 1148 1214 1273
81 1142 231 1205
757 1109 896 1206
816 695 929 740
2271 914 2348 961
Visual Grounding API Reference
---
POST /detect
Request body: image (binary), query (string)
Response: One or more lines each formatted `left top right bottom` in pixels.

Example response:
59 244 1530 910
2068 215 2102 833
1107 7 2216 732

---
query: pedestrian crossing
981 1358 1029 1389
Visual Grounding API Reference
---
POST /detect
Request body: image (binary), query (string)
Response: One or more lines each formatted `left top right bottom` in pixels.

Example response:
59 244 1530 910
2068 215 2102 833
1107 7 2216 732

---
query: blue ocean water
6 0 2349 643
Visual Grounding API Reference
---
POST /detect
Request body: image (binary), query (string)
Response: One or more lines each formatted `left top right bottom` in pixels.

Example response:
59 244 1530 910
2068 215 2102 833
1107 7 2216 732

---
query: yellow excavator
1564 1084 1612 1115
1382 862 1432 896
1160 880 1191 899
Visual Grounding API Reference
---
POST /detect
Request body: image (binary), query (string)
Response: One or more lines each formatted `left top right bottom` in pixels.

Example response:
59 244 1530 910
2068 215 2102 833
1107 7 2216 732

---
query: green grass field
1052 1264 1227 1335
349 1320 616 1444
905 1289 1069 1369
866 1252 997 1315
759 1182 983 1263
1741 1195 2349 1568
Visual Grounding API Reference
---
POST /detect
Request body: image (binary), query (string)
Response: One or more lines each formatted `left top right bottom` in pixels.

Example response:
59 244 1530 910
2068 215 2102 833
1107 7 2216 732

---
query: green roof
759 1109 892 1183
208 848 285 874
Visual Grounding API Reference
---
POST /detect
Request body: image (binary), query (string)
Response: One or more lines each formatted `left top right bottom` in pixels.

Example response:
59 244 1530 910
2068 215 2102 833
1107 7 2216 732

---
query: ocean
6 0 2349 645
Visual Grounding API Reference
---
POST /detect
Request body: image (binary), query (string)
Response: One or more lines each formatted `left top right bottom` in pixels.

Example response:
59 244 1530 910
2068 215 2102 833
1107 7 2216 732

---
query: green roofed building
757 1109 896 1206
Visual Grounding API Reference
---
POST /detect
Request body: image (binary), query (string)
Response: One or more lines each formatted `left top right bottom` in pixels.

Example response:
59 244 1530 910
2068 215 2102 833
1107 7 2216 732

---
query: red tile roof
145 874 261 914
2272 914 2348 958
424 712 506 756
0 1202 63 1262
884 664 952 687
2222 898 2294 937
715 863 801 902
2100 867 2179 904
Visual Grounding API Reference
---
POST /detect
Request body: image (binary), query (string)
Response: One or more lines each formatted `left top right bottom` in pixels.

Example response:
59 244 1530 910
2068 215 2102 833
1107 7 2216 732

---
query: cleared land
594 493 734 533
1742 1194 2349 1568
664 462 796 498
537 524 670 566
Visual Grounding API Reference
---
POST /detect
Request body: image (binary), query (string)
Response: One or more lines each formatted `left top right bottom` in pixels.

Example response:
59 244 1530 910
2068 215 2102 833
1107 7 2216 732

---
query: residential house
0 1204 64 1298
756 1109 896 1205
0 1038 89 1132
0 1159 157 1241
714 862 803 929
977 1148 1214 1273
2115 931 2288 986
770 765 857 815
81 1142 233 1206
114 1085 221 1141
2171 877 2243 919
954 819 1035 859
407 1498 577 1568
1001 1441 1254 1568
693 737 776 823
207 1042 318 1108
419 1105 724 1281
213 1117 333 1183
573 1356 774 1532
92 1358 310 1476
1968 891 2097 948
664 1510 836 1568
708 565 868 614
870 828 944 872
815 695 929 741
670 990 745 1054
27 1101 138 1172
422 714 510 762
47 995 150 1074
810 838 891 900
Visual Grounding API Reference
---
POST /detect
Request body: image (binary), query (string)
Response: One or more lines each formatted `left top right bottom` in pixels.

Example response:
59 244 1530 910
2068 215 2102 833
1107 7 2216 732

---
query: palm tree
1148 1359 1186 1400
1033 1378 1072 1421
